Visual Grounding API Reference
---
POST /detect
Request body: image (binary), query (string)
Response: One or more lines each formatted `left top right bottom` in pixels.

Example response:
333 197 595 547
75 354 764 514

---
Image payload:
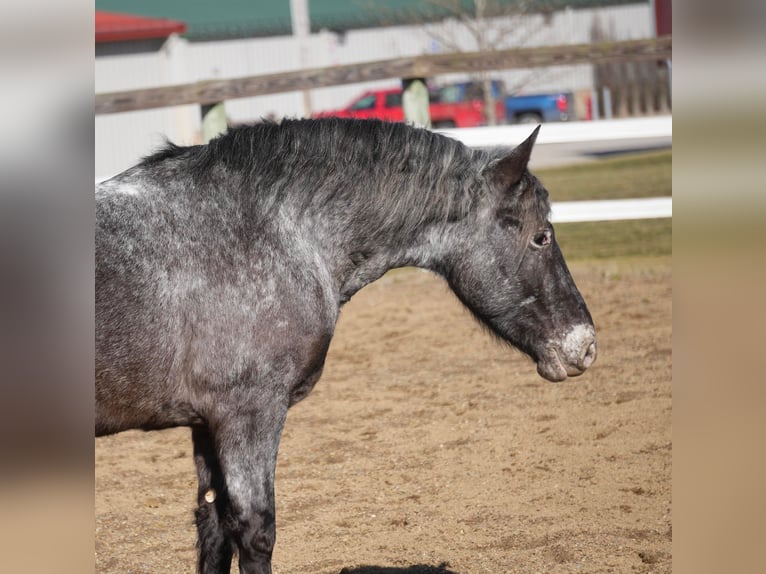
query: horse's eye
532 229 552 248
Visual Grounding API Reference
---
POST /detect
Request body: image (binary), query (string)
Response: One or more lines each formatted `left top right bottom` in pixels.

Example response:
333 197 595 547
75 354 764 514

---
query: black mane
139 118 549 233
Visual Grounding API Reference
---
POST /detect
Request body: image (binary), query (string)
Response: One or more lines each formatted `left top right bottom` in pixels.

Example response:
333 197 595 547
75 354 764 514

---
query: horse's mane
140 118 548 235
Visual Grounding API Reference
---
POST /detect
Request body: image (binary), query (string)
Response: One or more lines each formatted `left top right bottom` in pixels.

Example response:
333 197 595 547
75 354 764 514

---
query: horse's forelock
522 173 552 227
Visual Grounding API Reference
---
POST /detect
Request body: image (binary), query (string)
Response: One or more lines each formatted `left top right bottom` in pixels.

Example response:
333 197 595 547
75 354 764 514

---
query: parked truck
505 92 575 124
314 84 576 126
313 82 506 128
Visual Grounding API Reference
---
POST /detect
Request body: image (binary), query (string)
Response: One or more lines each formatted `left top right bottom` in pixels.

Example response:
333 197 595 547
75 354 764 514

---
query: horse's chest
287 333 332 407
288 368 323 407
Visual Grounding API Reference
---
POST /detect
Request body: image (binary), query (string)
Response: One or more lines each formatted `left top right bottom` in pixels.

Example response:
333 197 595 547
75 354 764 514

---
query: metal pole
290 0 312 118
590 88 600 120
667 59 672 106
602 87 612 119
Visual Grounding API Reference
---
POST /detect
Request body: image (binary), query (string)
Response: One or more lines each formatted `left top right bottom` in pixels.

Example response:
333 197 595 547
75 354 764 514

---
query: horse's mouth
536 335 597 382
536 354 584 382
536 352 569 382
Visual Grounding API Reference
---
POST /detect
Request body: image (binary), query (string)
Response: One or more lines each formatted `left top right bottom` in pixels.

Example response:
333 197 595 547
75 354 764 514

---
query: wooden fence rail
95 36 671 115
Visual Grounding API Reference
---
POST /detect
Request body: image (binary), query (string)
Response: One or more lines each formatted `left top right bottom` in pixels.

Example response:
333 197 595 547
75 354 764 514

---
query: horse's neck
315 213 447 304
291 149 467 304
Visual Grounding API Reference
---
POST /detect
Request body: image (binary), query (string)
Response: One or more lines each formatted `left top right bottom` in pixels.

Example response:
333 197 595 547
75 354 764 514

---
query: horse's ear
486 126 540 190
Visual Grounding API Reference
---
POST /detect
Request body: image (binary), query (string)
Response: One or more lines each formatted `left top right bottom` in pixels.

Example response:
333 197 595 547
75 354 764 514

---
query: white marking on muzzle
559 324 596 365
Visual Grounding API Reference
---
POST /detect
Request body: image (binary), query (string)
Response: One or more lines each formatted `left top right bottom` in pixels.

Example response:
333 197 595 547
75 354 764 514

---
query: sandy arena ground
96 257 672 573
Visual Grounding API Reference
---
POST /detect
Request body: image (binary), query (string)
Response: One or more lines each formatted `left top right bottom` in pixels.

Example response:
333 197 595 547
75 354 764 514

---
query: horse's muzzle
536 324 597 382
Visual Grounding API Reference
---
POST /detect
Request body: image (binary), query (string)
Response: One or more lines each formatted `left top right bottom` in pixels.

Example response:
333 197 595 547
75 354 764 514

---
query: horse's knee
230 510 276 572
209 409 285 573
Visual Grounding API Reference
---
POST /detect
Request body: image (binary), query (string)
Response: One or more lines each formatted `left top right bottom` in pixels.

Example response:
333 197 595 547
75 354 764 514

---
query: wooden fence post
402 78 431 128
201 102 227 143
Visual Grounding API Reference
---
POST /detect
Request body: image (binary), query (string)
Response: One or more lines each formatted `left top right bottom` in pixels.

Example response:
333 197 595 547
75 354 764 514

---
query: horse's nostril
560 325 597 374
580 341 597 369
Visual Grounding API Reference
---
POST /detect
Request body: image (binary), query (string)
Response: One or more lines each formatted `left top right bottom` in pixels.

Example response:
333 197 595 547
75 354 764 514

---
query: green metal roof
95 1 647 41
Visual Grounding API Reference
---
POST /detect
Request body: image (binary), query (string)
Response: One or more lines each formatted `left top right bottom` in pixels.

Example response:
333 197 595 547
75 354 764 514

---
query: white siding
96 3 652 180
96 35 199 179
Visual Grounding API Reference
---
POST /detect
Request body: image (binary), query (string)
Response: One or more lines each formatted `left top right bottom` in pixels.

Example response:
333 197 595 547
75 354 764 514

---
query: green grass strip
536 150 672 202
556 218 671 260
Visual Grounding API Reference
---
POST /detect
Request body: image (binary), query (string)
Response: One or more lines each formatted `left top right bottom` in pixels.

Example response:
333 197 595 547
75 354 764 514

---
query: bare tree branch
415 0 552 124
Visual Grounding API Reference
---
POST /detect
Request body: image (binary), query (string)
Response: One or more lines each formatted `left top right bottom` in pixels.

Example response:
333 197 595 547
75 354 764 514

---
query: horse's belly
95 372 203 436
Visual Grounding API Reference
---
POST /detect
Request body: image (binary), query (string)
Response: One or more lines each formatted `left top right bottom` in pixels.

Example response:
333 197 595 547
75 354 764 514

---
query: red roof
96 11 187 43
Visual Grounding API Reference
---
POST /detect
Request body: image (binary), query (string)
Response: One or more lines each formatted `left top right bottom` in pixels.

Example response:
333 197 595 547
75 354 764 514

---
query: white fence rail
437 116 672 148
551 197 671 223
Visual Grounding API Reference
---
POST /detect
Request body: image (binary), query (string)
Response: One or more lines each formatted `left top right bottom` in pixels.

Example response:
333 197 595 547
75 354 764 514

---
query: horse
96 118 596 574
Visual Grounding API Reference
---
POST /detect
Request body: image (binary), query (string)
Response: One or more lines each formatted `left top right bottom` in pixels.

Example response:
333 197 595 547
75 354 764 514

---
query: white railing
551 197 671 223
436 116 672 147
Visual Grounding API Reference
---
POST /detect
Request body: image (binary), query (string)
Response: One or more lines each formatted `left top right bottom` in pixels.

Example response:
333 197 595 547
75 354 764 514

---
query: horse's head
444 127 596 382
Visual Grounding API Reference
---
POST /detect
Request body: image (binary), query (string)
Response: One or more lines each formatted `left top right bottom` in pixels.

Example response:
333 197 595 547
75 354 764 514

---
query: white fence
551 197 671 223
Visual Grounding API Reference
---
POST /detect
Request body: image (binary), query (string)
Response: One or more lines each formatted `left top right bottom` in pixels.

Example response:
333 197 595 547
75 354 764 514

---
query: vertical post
402 78 431 129
651 0 672 109
290 0 312 118
201 102 227 143
602 87 613 120
666 59 672 107
165 34 197 144
590 88 600 120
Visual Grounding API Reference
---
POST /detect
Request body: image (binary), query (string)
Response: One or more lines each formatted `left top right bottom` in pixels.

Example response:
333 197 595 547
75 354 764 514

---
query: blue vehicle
505 92 574 124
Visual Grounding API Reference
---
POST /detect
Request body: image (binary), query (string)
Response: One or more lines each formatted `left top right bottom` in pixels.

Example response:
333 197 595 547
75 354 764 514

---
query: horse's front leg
193 426 234 574
213 394 289 574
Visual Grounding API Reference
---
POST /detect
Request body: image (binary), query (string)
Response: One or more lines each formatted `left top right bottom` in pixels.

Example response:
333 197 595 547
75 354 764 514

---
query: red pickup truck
313 83 506 128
